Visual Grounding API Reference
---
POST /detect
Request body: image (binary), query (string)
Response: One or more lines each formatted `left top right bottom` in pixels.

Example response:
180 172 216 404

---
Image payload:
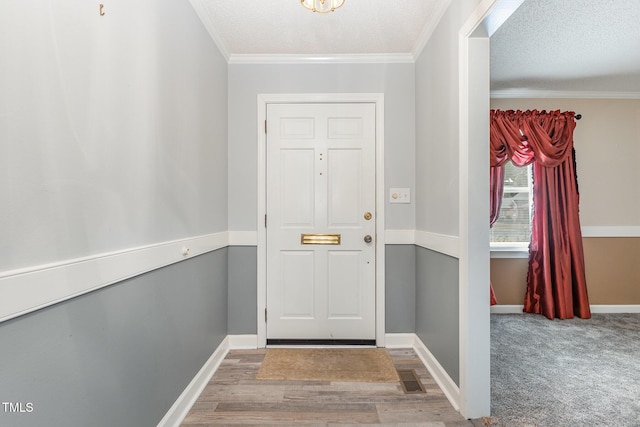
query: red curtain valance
489 109 590 319
490 109 577 168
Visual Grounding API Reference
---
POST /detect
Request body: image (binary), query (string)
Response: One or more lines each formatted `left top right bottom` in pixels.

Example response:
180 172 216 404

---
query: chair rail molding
0 232 229 323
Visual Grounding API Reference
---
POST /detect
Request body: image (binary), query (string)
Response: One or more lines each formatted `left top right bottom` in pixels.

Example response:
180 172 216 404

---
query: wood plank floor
182 348 480 426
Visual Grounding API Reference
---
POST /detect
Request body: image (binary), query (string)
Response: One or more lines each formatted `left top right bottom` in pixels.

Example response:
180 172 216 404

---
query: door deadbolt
364 235 373 243
364 211 372 221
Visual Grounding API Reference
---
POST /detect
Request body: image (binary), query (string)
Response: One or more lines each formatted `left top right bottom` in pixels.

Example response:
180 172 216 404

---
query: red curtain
490 166 504 227
489 166 503 305
489 110 591 319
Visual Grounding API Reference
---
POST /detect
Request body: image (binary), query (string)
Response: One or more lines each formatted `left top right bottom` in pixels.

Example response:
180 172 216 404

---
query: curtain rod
491 110 582 120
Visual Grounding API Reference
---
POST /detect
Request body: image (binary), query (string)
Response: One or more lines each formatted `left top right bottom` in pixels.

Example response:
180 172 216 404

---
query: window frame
490 163 533 258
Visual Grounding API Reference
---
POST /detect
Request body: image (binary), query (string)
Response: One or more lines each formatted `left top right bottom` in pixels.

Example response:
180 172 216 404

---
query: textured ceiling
490 0 640 93
200 0 441 56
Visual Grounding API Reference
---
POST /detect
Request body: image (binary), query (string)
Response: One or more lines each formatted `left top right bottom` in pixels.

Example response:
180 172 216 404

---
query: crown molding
490 89 640 99
411 0 454 60
189 0 231 61
228 53 415 65
187 0 450 65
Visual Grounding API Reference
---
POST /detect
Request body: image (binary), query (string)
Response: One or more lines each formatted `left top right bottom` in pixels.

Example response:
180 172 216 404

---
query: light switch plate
389 188 411 204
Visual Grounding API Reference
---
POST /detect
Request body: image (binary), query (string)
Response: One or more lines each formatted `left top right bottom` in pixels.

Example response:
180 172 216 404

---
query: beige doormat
256 348 400 382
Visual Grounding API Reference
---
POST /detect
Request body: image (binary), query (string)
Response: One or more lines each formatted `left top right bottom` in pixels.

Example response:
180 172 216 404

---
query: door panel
280 149 315 227
327 250 362 318
327 117 363 139
280 251 315 318
266 103 376 340
328 149 362 227
280 117 315 139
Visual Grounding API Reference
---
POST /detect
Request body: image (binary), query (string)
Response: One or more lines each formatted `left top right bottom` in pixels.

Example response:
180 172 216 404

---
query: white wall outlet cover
389 188 411 204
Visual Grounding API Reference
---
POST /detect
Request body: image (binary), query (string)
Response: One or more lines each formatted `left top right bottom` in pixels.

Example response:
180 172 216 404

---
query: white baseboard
227 334 259 349
159 335 258 426
157 336 231 427
161 333 462 425
590 305 640 313
406 334 461 412
384 333 416 348
491 304 640 314
490 305 523 314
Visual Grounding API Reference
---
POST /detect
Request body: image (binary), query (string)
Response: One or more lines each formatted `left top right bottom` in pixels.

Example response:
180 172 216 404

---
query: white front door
266 103 376 341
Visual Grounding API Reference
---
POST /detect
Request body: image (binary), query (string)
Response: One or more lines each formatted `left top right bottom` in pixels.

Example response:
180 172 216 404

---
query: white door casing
256 93 385 348
265 103 376 340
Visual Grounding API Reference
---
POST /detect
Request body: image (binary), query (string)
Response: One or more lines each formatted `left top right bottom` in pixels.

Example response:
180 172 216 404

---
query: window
490 162 533 246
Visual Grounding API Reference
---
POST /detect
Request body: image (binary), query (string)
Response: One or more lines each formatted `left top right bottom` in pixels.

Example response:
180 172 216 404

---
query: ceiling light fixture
301 0 345 13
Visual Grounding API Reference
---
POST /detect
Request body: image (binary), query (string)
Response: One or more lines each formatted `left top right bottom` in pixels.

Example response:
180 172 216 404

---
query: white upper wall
414 0 482 236
227 63 416 231
0 0 228 272
490 98 640 227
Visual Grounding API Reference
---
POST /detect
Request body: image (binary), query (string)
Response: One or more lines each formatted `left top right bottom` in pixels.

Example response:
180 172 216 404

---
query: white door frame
458 0 503 418
256 93 385 348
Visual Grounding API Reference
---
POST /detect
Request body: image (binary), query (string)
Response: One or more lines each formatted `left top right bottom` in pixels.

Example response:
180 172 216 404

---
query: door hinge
264 120 267 134
264 214 267 228
264 308 267 322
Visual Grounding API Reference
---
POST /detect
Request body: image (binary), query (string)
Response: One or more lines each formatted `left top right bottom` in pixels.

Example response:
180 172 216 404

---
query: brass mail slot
301 233 341 245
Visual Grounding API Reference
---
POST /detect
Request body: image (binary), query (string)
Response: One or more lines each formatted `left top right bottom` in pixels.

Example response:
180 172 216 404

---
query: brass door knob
364 211 372 221
364 235 372 243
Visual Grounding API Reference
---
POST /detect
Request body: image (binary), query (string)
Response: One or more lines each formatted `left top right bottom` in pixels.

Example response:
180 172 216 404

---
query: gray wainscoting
0 249 228 427
385 245 416 333
228 246 258 334
226 245 418 336
415 246 460 385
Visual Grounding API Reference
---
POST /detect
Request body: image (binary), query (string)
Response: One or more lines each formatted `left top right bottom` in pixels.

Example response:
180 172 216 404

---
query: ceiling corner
189 0 231 62
411 0 454 60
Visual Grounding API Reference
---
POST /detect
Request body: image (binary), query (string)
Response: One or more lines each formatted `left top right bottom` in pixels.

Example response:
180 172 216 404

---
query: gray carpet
489 313 640 427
